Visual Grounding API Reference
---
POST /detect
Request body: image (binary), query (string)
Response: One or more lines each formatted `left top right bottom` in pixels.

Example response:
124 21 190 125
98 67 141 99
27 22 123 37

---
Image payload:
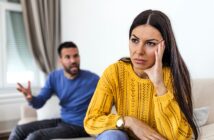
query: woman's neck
133 68 148 79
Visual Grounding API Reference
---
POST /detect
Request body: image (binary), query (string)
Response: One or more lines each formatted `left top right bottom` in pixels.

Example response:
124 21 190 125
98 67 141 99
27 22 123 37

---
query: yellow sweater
84 61 192 139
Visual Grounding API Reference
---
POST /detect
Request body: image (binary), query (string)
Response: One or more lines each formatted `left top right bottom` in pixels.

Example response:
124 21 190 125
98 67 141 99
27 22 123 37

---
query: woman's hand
17 81 32 101
124 116 166 140
144 41 167 96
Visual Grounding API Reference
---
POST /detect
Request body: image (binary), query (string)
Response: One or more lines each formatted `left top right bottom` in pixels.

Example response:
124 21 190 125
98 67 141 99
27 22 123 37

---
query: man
9 41 99 140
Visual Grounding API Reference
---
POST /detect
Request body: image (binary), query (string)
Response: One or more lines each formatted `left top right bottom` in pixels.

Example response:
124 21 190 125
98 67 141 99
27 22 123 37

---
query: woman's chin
133 64 148 70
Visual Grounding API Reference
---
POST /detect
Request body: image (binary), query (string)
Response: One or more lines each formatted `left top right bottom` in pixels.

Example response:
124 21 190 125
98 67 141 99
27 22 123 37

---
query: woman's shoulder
101 61 129 77
105 60 130 71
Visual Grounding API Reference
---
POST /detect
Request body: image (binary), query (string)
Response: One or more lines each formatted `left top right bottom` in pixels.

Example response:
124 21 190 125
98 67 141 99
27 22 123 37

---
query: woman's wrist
124 116 133 129
155 82 167 96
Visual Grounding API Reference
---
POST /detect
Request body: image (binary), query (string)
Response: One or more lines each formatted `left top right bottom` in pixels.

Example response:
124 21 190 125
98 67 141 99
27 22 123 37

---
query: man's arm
17 72 54 109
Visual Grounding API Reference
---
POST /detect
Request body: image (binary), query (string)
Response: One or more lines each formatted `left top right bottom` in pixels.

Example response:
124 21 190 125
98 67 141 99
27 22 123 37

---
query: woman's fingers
155 49 159 65
158 41 165 60
152 133 166 140
147 134 165 140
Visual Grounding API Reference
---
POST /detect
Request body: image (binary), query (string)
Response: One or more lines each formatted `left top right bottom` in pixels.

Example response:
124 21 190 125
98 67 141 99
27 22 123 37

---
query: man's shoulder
48 69 64 78
80 70 99 79
77 70 99 86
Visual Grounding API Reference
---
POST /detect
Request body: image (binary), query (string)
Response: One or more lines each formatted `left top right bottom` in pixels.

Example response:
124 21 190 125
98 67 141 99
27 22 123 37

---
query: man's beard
64 63 80 77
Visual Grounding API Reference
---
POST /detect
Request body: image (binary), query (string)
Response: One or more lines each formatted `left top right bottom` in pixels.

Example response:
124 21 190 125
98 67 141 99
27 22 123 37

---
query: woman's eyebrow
146 39 159 42
131 34 139 39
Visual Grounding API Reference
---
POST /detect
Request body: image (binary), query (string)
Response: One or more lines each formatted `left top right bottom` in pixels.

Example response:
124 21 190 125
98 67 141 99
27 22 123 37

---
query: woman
84 9 198 140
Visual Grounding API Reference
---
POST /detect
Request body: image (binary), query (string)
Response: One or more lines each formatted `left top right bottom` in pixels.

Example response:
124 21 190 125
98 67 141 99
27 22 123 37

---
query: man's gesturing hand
17 81 32 101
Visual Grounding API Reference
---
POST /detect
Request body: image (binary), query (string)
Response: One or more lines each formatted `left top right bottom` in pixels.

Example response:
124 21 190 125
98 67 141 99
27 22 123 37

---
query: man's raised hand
17 81 32 101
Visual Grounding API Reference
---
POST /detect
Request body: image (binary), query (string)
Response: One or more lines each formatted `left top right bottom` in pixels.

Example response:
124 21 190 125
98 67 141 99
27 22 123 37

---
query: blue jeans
9 119 89 140
96 130 129 140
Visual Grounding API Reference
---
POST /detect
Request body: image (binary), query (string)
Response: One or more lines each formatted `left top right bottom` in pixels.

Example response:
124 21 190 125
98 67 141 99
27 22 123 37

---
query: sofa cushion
192 79 214 125
200 123 214 140
194 106 209 127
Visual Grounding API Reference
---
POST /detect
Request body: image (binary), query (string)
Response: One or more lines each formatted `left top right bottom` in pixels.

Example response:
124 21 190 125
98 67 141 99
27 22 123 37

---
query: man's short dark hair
58 41 78 57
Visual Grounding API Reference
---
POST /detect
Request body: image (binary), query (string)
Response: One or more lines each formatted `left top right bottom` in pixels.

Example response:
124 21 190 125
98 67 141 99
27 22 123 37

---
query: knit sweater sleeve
84 64 120 135
153 68 192 139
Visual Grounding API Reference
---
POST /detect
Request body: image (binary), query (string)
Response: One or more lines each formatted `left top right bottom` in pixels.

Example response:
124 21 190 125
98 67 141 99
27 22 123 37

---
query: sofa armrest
18 103 37 125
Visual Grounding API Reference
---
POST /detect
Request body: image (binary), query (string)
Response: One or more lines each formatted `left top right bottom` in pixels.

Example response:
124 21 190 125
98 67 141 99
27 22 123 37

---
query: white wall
62 0 214 78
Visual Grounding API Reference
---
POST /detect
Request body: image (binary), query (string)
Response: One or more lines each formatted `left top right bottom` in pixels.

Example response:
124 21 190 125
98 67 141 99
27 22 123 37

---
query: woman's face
129 25 163 72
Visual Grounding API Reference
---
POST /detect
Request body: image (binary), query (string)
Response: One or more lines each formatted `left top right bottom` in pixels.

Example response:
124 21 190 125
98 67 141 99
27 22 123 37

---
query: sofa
18 79 214 140
191 79 214 140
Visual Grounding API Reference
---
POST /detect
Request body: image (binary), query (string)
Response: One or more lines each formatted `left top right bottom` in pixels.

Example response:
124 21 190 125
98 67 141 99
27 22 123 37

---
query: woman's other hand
124 116 166 140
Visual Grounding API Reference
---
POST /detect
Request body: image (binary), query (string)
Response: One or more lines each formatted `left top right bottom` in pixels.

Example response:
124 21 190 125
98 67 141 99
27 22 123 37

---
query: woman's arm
144 42 192 139
124 116 166 140
150 67 192 139
153 81 192 139
84 64 121 134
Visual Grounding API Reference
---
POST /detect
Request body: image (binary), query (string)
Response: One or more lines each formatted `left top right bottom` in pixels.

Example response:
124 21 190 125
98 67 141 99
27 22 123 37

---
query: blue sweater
30 69 99 127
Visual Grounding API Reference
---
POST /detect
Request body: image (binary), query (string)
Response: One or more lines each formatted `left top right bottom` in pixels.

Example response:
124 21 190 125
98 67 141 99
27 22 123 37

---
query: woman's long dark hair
121 9 199 139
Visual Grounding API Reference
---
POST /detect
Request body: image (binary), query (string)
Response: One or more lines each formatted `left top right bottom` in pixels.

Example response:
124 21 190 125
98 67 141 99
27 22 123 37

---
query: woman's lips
134 59 147 64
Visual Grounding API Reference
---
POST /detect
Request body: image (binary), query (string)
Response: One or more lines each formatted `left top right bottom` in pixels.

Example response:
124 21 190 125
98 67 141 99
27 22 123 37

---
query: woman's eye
146 42 157 47
130 38 139 44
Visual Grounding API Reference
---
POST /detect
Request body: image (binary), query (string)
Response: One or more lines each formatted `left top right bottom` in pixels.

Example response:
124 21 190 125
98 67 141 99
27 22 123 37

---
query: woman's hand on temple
144 41 167 96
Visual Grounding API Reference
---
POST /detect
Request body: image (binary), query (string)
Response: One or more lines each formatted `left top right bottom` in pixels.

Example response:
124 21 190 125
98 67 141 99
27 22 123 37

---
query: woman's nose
137 43 146 55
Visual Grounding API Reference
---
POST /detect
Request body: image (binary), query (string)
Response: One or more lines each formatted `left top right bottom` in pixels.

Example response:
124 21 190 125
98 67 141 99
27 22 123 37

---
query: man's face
59 47 80 78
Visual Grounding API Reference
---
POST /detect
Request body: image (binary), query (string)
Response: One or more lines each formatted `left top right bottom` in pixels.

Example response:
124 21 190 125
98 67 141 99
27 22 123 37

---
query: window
0 0 43 93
